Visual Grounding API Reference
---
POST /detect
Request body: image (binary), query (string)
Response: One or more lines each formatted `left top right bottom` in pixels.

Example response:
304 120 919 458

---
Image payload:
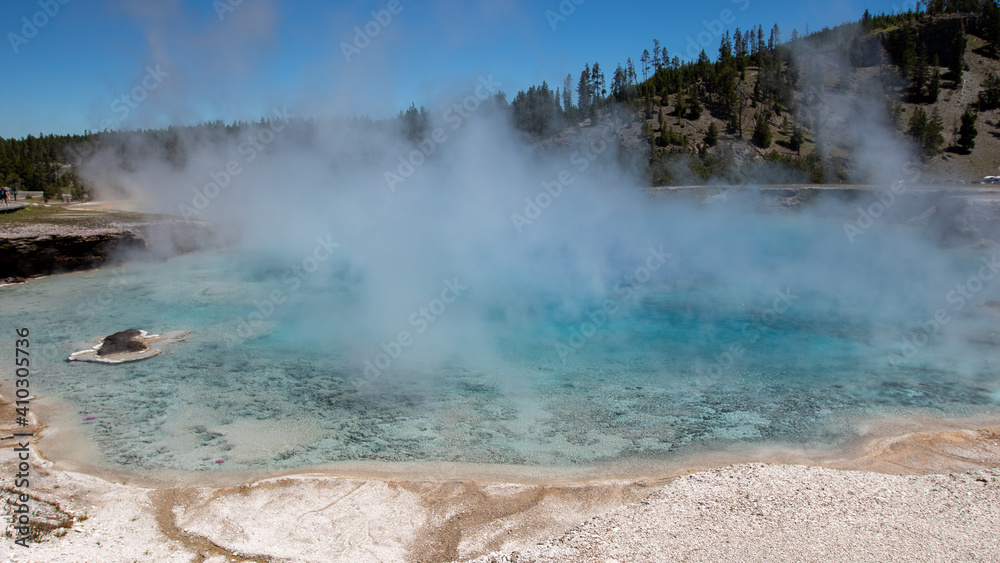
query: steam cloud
72 12 1000 390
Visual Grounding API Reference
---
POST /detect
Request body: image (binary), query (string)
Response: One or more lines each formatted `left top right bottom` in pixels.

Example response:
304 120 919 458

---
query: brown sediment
150 489 271 563
835 424 1000 474
404 480 665 563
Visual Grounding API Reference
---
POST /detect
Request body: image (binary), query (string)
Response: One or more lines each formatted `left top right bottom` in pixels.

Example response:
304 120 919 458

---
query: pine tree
926 107 944 156
577 65 591 117
950 28 965 85
697 50 711 68
986 0 1000 56
928 57 940 103
719 69 739 123
687 85 703 120
752 112 772 148
705 121 719 147
909 107 944 157
400 103 428 141
978 71 1000 110
734 86 748 137
611 64 627 102
719 31 733 64
899 26 917 81
734 27 748 68
590 62 605 114
957 107 978 152
790 125 804 155
563 74 574 113
908 106 929 144
911 45 928 101
757 27 766 65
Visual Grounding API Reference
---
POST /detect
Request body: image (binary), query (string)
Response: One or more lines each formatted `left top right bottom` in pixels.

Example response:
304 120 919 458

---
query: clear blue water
2 211 999 473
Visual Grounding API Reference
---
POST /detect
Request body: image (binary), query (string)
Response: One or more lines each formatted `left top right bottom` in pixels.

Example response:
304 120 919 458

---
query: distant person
1 189 8 208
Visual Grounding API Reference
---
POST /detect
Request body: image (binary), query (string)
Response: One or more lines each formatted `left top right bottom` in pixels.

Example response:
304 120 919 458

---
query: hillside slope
579 15 1000 185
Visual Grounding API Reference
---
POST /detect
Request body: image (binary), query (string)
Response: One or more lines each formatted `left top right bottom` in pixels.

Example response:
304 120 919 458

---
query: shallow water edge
12 389 1000 489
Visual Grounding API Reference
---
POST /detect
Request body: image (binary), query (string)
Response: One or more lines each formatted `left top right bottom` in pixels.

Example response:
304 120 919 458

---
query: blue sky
0 0 917 138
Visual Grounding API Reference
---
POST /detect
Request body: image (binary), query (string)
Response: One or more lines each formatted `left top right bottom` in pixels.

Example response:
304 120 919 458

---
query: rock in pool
68 329 191 364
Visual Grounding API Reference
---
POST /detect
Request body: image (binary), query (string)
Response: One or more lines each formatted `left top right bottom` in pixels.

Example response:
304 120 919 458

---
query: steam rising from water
44 32 1000 470
75 93 997 384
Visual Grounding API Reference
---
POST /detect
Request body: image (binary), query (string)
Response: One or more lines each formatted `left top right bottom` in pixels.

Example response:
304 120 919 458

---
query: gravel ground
469 463 1000 563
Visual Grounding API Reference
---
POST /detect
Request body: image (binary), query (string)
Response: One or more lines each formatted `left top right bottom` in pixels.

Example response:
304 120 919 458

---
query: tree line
502 1 1000 182
5 2 1000 195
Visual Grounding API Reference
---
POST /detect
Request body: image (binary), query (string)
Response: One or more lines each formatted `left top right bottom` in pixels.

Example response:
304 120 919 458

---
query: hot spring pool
3 210 999 474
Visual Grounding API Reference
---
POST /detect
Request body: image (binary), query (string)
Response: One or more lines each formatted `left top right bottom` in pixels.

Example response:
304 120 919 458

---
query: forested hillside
505 3 1000 184
3 2 1000 197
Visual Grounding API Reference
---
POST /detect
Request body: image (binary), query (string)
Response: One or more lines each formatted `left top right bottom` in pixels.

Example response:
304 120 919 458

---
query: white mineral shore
469 464 1000 563
1 398 999 562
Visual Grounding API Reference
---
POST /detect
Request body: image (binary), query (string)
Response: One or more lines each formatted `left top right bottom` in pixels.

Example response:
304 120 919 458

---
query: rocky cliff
0 219 215 282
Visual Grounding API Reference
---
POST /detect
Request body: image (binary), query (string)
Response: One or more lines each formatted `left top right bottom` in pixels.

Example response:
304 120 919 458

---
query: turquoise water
2 211 999 473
